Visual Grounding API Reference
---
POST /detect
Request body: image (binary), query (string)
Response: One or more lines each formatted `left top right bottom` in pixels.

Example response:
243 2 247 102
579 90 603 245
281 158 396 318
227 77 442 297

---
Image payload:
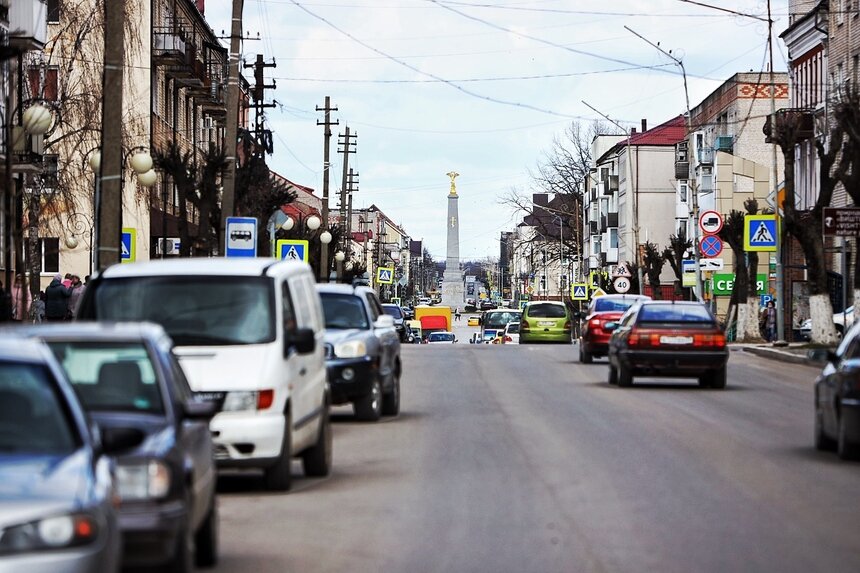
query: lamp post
89 146 156 269
334 250 345 283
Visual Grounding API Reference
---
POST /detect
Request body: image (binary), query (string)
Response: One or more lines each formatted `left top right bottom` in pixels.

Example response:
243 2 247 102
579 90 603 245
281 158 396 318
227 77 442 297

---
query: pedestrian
762 300 777 342
10 274 29 322
68 275 84 319
454 306 461 321
45 273 72 321
62 273 73 288
0 280 11 322
30 291 46 323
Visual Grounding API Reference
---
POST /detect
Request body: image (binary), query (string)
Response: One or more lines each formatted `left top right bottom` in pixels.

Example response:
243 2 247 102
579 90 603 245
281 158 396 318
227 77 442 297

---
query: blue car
0 339 123 573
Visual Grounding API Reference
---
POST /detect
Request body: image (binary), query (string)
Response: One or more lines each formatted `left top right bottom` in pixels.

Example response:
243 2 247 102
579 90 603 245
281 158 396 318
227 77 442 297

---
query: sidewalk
729 342 829 365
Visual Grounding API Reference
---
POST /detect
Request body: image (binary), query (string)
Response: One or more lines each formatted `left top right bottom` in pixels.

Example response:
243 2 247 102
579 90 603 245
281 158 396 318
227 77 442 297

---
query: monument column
441 171 464 307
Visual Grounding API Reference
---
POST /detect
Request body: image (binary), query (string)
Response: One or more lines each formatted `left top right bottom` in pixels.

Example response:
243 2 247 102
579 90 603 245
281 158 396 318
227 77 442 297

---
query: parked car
427 331 457 344
479 300 496 311
318 284 401 421
502 321 520 344
579 294 651 363
381 303 408 342
76 258 332 492
467 315 481 327
12 322 219 570
606 301 728 388
809 322 860 459
0 339 122 573
519 302 572 344
799 306 855 341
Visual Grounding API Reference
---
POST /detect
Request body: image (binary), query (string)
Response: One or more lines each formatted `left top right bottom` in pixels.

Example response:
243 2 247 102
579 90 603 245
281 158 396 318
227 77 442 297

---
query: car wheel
617 364 633 388
608 365 618 385
264 412 293 491
579 342 593 364
707 367 727 389
166 520 194 573
382 370 401 416
302 407 333 477
354 379 382 421
194 497 218 568
837 409 859 460
814 402 836 452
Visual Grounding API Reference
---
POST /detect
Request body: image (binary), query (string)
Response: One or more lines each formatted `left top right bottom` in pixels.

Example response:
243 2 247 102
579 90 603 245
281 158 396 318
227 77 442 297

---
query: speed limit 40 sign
613 276 631 294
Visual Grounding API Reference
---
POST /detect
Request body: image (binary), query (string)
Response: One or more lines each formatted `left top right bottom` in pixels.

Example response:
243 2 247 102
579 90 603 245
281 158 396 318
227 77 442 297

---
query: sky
204 0 790 262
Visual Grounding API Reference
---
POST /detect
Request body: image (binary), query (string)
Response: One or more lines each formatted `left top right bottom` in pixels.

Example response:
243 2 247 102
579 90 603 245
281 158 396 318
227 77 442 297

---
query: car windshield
594 298 640 313
91 276 275 346
527 304 567 318
0 362 79 454
637 304 714 324
428 333 455 342
382 306 403 319
321 293 370 329
46 342 164 414
483 311 521 328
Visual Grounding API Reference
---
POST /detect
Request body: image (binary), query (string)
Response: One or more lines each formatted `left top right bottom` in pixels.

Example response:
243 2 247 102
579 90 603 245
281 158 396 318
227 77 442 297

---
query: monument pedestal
441 272 464 308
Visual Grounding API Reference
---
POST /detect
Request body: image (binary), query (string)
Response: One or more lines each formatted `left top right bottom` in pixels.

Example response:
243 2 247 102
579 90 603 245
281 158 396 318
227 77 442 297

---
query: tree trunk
810 293 839 344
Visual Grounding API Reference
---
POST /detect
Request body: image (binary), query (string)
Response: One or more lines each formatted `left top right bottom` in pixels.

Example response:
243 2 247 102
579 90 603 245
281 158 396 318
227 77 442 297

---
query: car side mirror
286 327 316 356
182 399 217 420
101 426 146 454
604 322 619 331
375 315 395 329
807 348 837 364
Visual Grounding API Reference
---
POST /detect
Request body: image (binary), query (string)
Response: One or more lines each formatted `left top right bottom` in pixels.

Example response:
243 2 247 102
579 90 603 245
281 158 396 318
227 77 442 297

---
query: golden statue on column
446 171 459 197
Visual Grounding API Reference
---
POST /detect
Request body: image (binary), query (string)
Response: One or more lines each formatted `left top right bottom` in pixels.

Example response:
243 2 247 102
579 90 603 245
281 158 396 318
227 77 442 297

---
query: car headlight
334 340 367 358
801 319 812 329
222 391 258 412
0 513 98 555
116 460 171 501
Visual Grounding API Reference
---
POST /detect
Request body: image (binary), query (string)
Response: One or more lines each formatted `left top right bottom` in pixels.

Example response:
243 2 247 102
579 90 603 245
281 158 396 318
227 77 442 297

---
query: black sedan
606 301 729 388
810 325 860 459
13 322 219 570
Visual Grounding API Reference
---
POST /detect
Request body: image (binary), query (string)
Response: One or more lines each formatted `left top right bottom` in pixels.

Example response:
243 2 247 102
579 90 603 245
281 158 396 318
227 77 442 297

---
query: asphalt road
213 331 860 573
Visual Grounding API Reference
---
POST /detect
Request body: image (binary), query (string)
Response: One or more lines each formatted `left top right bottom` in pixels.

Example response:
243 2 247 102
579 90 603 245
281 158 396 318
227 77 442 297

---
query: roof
8 322 170 342
100 258 309 279
598 116 686 163
0 337 49 362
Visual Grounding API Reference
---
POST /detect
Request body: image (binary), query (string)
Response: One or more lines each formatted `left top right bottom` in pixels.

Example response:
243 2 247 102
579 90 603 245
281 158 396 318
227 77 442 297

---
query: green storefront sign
711 273 768 296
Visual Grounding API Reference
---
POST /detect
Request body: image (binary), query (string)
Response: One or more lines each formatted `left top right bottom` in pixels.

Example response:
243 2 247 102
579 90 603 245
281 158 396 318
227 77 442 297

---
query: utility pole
345 168 358 253
245 54 276 153
337 126 357 250
96 0 125 271
219 0 244 254
767 0 786 345
316 96 338 281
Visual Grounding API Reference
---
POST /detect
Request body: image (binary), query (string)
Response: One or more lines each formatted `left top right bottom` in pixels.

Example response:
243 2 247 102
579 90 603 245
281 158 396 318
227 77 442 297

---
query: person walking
30 292 46 323
68 275 84 319
45 274 72 321
763 300 777 342
454 307 461 321
10 274 29 322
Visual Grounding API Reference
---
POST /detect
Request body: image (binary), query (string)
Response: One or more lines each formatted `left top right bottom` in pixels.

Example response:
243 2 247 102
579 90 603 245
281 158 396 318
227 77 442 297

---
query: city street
213 334 860 573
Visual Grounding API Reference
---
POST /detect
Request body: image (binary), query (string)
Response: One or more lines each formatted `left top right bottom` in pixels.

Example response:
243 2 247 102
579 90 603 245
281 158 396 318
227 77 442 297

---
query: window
47 0 60 23
609 228 618 249
679 182 688 203
27 67 59 102
282 282 297 333
23 237 60 274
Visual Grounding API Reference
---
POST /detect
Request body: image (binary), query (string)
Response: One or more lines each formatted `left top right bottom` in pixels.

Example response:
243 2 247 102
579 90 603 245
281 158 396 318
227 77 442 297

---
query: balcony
697 147 714 165
675 160 690 180
715 136 733 154
588 221 598 235
607 211 618 227
764 108 815 143
602 175 618 196
600 215 607 233
8 0 47 50
153 28 188 64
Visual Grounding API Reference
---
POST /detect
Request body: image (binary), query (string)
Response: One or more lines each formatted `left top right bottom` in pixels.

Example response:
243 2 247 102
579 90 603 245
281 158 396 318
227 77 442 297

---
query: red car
606 301 728 388
578 294 650 363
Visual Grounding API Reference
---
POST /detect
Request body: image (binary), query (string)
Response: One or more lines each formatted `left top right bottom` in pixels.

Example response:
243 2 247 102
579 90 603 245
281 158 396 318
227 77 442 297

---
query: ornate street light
320 230 332 245
22 104 53 135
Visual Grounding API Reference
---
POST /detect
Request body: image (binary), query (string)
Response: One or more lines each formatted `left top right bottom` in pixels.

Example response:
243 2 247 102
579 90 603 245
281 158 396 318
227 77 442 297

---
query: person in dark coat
45 274 72 321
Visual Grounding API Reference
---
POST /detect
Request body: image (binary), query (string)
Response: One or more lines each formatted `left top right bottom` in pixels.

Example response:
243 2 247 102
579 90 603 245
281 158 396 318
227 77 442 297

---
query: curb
740 346 811 365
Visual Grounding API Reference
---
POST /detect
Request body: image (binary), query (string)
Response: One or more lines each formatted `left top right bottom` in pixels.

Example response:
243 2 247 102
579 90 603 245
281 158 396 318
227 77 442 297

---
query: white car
800 306 854 340
427 331 457 344
502 321 520 344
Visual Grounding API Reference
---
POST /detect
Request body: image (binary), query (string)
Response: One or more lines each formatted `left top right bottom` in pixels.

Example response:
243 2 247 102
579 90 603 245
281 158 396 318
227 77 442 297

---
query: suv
317 285 401 421
76 258 332 492
579 294 651 362
519 301 572 344
381 303 408 342
16 322 219 570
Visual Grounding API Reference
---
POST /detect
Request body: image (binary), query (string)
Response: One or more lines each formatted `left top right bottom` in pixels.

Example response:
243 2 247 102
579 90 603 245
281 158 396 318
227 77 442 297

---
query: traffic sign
377 266 395 284
682 259 696 287
225 217 258 257
712 273 768 296
613 276 631 294
822 207 860 236
571 283 588 300
699 258 724 271
591 287 607 299
699 210 723 235
121 228 136 263
612 263 632 278
744 215 777 251
276 239 308 262
700 235 723 258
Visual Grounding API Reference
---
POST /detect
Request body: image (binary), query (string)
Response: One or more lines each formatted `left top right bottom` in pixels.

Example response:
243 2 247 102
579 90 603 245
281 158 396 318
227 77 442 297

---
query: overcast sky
204 0 790 261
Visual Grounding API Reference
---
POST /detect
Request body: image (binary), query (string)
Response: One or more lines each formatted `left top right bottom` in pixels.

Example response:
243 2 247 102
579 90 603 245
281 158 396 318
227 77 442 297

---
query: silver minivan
77 258 332 491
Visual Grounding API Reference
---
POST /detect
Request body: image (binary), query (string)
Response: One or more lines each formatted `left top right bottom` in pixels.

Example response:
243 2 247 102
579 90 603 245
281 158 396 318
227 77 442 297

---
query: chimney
631 128 637 135
196 0 205 14
532 193 548 208
641 119 647 132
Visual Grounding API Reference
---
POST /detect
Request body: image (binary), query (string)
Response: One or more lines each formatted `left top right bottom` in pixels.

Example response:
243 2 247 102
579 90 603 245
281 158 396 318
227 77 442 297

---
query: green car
519 301 572 344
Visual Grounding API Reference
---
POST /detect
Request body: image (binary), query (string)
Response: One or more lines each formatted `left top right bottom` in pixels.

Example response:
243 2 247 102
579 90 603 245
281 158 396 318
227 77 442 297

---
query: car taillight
257 389 275 410
505 336 512 342
590 318 601 327
521 320 530 331
563 320 571 331
627 330 660 347
693 333 726 348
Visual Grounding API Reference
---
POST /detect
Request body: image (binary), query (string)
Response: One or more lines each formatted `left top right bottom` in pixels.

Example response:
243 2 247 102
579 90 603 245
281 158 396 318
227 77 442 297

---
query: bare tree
662 231 692 297
642 241 664 300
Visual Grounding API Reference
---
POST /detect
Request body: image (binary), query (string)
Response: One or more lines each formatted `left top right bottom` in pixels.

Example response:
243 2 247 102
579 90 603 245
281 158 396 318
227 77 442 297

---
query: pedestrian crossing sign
743 215 778 252
120 228 136 263
571 283 588 300
276 239 309 262
377 266 395 284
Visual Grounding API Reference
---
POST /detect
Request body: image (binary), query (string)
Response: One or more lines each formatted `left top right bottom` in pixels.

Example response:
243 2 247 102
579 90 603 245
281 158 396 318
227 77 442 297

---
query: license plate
195 392 226 402
538 321 555 327
660 335 693 345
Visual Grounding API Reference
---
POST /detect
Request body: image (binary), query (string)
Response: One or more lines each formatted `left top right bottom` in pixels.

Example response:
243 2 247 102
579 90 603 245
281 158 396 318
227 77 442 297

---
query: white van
76 258 331 491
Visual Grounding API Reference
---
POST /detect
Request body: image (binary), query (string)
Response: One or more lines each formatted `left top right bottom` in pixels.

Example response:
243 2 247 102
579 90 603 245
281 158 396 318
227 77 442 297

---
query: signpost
699 258 724 271
744 215 778 251
822 207 860 236
571 283 589 301
613 276 631 294
225 216 258 258
376 266 395 285
591 287 607 299
120 228 136 264
711 273 768 296
700 235 723 258
276 239 309 262
682 259 696 287
699 210 724 235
